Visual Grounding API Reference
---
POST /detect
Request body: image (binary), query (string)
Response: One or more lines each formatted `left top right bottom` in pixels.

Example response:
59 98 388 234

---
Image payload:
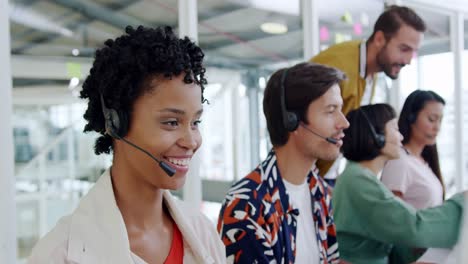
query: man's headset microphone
99 93 176 177
279 68 338 144
279 68 386 149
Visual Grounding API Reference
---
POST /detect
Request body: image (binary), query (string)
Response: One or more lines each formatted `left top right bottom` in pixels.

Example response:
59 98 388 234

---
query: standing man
217 62 349 264
311 5 426 179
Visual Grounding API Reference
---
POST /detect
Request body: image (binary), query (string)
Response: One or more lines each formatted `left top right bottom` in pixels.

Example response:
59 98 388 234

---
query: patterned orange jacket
217 150 340 264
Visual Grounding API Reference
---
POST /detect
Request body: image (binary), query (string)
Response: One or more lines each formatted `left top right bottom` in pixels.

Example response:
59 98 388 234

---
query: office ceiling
8 0 466 86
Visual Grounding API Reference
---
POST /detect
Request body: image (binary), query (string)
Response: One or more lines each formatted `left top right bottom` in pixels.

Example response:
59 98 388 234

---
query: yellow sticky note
66 62 82 78
335 33 345 44
341 11 353 24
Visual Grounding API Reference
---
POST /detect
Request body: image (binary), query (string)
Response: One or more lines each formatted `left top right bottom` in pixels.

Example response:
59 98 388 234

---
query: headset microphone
100 94 176 177
300 124 338 145
113 134 176 177
280 68 338 145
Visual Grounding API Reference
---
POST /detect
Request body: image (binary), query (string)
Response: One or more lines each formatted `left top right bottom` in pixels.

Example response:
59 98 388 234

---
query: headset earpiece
280 69 299 132
284 111 299 131
106 108 121 138
360 109 386 149
374 134 386 149
98 93 175 176
278 67 338 144
100 94 128 138
115 109 128 137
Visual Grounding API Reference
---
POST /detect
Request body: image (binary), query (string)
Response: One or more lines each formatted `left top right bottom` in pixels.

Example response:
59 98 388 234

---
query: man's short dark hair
342 104 396 162
263 62 346 147
369 5 426 41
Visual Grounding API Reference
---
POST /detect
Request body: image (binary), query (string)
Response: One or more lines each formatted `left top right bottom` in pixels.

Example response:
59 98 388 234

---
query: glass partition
197 0 302 221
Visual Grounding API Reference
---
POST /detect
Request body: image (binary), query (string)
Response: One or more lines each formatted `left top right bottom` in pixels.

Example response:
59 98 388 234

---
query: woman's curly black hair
80 25 207 155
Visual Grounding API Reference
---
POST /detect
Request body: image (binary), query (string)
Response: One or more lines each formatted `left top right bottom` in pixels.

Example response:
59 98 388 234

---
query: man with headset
310 5 426 183
217 62 349 264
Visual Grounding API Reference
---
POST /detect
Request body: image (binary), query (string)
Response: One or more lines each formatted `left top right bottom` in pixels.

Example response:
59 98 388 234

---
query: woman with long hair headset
381 90 447 263
382 89 446 209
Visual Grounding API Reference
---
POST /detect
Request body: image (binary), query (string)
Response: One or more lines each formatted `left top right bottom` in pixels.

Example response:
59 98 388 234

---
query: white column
241 71 260 170
387 79 401 110
0 0 17 262
68 106 76 179
231 82 240 181
417 55 423 90
38 155 48 237
223 85 234 180
302 0 319 60
451 12 465 192
247 77 260 169
178 0 198 43
179 0 202 209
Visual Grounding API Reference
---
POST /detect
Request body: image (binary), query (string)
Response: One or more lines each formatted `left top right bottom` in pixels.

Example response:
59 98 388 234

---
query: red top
163 222 184 264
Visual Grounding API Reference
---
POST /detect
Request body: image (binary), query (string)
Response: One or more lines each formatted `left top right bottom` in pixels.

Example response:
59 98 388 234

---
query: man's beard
376 48 405 80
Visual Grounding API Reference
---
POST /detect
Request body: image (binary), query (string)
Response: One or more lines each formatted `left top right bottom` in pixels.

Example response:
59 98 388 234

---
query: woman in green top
333 103 465 264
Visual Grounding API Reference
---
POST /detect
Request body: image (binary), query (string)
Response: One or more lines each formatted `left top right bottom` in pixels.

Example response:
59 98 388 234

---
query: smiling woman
27 25 226 264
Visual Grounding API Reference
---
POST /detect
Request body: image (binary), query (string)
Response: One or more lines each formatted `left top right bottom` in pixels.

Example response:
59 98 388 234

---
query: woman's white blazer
27 169 226 264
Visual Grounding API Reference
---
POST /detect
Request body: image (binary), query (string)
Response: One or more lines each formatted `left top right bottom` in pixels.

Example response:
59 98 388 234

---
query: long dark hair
399 90 445 198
